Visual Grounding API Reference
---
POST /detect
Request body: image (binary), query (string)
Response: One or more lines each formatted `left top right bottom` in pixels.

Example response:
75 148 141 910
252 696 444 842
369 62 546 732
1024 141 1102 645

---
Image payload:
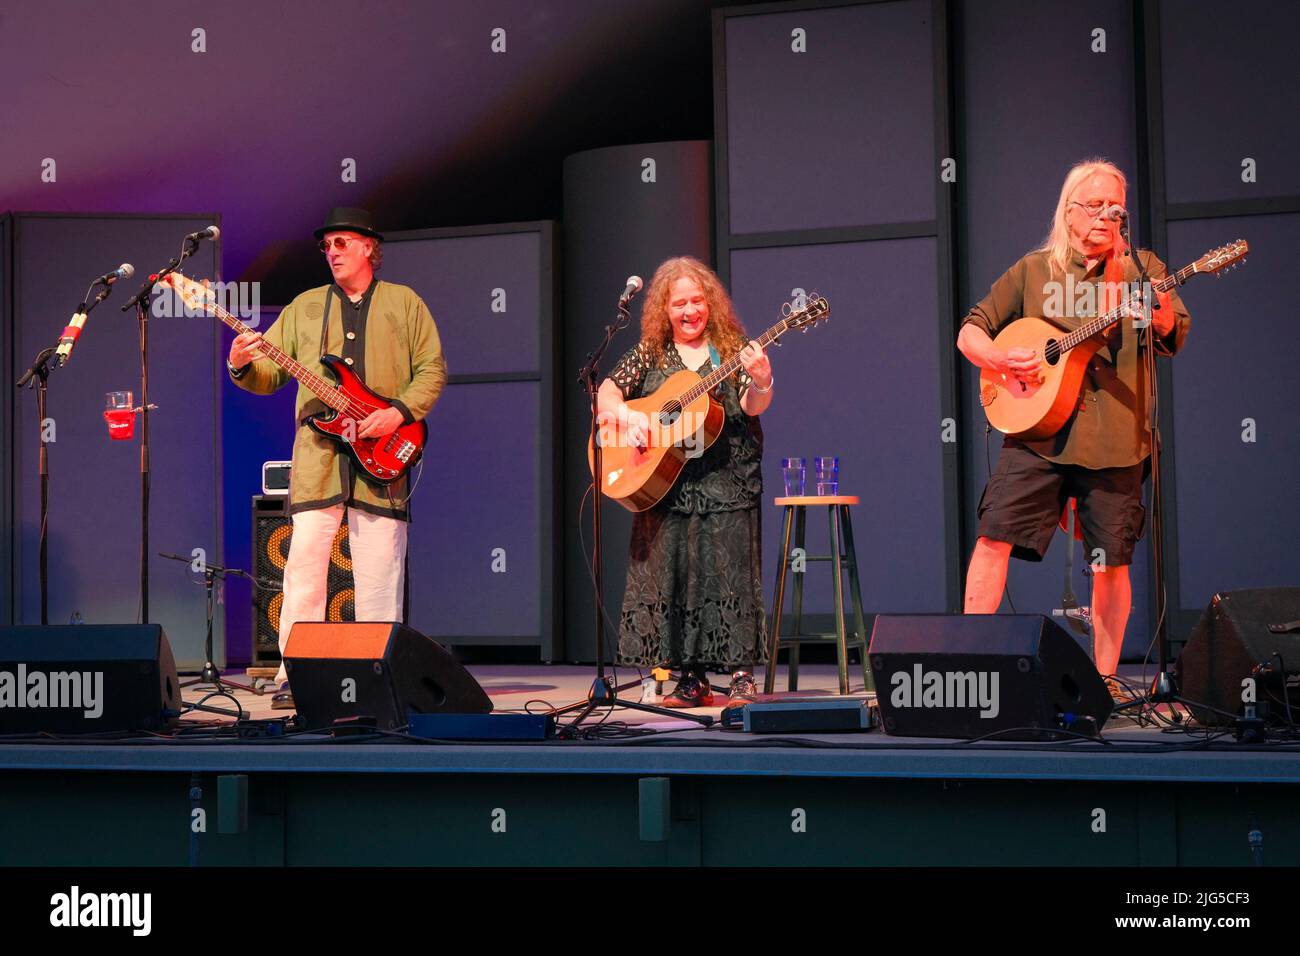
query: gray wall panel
10 215 221 668
381 223 557 654
730 238 948 614
381 232 542 377
724 0 935 234
406 381 541 641
1160 0 1300 205
1167 213 1299 607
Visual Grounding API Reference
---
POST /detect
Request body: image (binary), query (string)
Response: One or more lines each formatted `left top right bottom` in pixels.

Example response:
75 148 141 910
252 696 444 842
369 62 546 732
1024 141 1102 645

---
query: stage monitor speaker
1176 588 1300 727
251 495 354 666
868 614 1112 739
284 622 492 731
0 624 180 734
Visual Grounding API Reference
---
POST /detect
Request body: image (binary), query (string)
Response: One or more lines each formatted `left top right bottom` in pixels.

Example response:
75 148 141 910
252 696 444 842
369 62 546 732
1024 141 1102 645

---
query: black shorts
976 439 1147 566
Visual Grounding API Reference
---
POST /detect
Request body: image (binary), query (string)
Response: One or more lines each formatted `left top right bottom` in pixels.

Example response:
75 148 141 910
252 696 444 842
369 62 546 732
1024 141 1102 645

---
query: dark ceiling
0 0 758 302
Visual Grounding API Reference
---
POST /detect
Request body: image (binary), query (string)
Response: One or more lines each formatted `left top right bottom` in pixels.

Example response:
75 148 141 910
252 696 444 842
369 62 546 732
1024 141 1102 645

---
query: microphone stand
160 551 280 720
1115 214 1182 716
555 291 712 730
120 235 203 623
14 280 120 624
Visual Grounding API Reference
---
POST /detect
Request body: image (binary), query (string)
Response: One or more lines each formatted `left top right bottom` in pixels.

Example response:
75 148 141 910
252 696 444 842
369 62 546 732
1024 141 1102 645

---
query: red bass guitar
162 272 425 486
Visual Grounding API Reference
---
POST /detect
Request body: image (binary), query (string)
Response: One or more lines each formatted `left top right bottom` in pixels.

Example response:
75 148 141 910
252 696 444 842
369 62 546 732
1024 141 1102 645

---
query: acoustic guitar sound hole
658 404 681 427
1044 339 1061 366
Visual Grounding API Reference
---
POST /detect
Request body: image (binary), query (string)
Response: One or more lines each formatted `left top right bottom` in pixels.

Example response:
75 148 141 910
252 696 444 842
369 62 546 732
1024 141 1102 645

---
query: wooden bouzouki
979 240 1248 439
591 295 829 512
162 272 426 486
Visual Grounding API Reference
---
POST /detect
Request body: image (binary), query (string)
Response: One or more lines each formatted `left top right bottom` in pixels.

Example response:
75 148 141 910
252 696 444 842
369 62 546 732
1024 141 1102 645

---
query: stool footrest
773 633 867 644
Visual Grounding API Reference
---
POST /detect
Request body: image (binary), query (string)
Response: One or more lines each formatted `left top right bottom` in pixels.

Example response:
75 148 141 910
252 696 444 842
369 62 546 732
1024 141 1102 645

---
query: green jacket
231 280 447 519
962 249 1191 469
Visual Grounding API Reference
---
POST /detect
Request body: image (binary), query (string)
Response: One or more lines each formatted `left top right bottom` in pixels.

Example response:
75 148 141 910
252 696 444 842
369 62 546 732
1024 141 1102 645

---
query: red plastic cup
104 409 135 440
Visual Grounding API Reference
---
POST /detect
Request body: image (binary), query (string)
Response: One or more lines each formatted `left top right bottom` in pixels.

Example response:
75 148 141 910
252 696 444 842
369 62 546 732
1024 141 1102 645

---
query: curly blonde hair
638 257 749 371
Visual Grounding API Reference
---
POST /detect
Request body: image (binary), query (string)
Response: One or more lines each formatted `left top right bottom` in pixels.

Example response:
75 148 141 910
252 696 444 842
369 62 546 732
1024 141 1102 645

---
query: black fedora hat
314 207 383 241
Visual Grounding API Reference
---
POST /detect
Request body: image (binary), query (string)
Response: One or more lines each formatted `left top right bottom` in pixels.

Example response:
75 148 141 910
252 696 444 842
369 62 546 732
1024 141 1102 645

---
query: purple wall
0 0 724 297
8 214 222 668
3 0 1296 667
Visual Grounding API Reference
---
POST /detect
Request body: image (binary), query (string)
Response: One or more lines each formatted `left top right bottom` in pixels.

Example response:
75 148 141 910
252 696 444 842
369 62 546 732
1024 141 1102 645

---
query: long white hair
1037 158 1127 275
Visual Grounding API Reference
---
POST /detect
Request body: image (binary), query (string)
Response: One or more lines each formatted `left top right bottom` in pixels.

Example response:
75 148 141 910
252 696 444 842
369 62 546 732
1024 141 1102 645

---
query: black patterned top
609 341 763 515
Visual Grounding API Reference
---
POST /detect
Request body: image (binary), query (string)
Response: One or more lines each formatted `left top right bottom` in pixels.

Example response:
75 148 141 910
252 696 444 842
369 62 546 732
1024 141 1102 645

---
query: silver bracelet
750 375 773 394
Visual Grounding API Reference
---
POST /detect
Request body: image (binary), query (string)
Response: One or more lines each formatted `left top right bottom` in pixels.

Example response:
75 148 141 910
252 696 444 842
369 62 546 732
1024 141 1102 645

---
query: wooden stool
764 496 872 695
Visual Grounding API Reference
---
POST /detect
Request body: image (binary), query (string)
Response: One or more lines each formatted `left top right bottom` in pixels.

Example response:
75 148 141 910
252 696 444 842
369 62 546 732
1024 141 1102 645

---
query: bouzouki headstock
1194 239 1249 277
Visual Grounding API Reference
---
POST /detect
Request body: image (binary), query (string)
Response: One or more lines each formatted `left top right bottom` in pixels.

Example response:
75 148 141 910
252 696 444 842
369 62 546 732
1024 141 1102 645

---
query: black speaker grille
251 496 355 665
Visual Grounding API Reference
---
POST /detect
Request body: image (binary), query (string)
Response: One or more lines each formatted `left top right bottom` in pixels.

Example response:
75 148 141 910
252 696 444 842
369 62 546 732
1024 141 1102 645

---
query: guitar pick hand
598 405 650 450
357 406 404 439
998 346 1043 385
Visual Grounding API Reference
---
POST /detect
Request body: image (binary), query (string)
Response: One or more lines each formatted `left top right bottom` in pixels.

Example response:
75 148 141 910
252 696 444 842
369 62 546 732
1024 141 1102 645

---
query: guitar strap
294 286 338 429
1102 250 1126 351
318 285 336 360
707 343 724 394
316 285 355 503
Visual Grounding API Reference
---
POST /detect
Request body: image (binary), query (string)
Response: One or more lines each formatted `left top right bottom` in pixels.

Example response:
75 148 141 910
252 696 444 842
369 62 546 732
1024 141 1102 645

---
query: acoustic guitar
979 240 1248 439
591 295 829 512
161 272 426 486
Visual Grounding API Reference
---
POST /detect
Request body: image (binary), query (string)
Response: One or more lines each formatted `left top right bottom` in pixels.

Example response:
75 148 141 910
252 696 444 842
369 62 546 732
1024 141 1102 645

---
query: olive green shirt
961 249 1191 469
230 280 447 519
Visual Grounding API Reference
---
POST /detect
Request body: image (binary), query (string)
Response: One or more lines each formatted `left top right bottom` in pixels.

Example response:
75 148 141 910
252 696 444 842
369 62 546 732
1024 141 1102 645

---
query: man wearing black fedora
228 207 447 709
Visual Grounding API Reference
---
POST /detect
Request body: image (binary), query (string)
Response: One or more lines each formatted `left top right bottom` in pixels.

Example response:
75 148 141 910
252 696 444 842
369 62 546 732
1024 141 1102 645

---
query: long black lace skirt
616 505 768 670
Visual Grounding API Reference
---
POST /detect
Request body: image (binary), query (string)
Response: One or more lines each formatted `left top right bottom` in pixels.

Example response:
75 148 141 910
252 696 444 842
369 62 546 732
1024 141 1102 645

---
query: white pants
276 504 407 684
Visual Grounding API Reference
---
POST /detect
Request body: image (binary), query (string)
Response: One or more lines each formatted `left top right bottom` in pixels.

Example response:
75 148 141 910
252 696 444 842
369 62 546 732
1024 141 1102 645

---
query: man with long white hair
957 159 1191 698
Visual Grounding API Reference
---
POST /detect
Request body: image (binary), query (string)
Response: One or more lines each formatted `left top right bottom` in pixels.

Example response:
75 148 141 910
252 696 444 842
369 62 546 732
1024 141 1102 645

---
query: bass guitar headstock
157 271 218 315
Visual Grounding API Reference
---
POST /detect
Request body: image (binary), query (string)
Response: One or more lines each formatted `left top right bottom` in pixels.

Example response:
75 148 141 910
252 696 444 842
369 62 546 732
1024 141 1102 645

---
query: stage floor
2 663 1296 785
219 660 1177 727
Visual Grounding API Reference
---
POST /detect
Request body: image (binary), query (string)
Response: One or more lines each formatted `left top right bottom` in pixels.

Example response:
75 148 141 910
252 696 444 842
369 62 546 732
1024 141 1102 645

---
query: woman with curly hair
596 256 774 709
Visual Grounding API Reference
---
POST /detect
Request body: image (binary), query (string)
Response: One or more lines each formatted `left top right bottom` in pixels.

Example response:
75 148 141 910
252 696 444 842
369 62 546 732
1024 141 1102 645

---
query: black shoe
663 674 714 708
723 670 758 713
271 682 296 711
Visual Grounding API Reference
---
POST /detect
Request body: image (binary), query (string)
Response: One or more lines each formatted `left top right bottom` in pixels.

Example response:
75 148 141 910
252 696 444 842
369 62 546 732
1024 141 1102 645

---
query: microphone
1102 205 1128 222
56 308 89 366
618 275 644 306
186 226 221 242
95 263 135 286
57 263 137 364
